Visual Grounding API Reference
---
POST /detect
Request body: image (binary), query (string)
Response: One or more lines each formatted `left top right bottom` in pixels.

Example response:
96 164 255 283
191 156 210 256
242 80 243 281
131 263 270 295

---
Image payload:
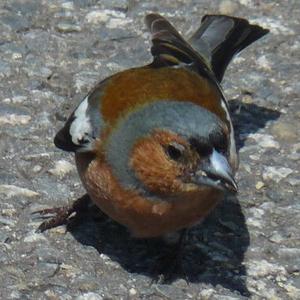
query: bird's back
93 66 227 128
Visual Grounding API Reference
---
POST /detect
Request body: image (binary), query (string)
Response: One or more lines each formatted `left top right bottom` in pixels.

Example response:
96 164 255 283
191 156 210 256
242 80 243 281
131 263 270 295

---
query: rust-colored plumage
100 67 226 127
75 150 222 238
41 14 268 246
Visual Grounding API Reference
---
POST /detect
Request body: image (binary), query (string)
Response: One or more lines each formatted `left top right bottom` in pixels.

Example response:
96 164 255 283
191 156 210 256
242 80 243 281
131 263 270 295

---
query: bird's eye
166 143 184 160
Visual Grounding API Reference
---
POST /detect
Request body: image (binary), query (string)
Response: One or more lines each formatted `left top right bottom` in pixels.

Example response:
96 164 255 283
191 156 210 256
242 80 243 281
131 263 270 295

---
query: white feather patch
69 97 93 148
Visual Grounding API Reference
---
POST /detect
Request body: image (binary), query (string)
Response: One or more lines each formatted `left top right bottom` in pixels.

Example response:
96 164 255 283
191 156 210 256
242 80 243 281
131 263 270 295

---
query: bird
38 13 268 277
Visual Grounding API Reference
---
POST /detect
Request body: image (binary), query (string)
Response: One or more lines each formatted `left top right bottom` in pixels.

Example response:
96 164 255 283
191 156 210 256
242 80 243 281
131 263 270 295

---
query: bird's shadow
65 101 280 297
229 99 280 150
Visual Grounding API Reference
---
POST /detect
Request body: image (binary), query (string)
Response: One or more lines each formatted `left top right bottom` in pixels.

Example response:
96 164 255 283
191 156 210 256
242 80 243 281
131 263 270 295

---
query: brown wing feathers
145 13 217 86
145 14 203 67
145 13 269 82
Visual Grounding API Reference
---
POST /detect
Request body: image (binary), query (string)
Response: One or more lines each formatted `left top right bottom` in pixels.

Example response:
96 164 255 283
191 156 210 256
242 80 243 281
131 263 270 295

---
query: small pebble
246 217 263 228
0 114 31 125
242 94 253 104
255 181 265 190
219 0 239 14
23 232 47 243
256 55 272 71
247 133 280 149
250 154 260 161
284 284 300 298
262 166 293 183
56 22 81 33
106 17 131 29
48 160 75 177
11 96 27 103
85 10 125 24
61 2 74 10
269 232 285 243
287 178 300 186
85 10 110 23
247 260 287 277
216 295 241 300
1 208 17 217
129 288 137 296
76 292 103 300
198 288 215 299
32 165 42 173
0 185 39 198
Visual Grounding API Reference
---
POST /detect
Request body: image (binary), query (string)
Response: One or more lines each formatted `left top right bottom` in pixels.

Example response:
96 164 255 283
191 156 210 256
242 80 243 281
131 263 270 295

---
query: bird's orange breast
99 67 227 127
75 152 223 238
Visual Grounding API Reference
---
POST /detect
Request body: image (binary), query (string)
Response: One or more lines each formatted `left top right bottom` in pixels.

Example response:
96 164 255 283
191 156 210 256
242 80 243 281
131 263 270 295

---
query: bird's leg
33 194 91 232
152 229 188 284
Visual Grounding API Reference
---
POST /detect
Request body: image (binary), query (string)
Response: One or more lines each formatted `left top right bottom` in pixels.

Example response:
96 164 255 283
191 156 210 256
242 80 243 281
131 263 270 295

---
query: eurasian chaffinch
39 14 268 248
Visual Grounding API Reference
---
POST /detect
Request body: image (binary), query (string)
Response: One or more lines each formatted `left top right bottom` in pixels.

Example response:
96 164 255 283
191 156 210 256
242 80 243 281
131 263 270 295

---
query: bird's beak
192 149 238 193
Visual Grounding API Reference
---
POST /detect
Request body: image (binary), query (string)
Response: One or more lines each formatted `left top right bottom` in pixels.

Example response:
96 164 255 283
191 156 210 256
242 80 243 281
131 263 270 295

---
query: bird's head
105 101 237 197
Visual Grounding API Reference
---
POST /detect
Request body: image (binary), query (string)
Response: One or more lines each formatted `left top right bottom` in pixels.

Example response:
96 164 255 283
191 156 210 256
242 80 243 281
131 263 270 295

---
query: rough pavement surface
0 0 299 299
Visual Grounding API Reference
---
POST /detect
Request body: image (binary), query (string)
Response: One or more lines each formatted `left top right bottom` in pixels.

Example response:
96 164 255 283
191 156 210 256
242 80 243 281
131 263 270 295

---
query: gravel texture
0 0 299 299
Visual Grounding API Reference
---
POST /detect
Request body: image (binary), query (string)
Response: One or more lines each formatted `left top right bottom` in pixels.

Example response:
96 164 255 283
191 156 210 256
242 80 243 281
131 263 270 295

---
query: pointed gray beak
192 149 238 193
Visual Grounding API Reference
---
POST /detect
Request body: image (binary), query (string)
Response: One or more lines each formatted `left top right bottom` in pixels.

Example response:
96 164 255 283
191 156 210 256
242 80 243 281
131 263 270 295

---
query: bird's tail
145 14 269 82
189 15 269 81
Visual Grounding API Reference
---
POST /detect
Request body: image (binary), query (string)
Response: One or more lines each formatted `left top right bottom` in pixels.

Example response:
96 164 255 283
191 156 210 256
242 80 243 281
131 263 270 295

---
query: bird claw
33 194 91 233
32 206 69 217
35 206 74 233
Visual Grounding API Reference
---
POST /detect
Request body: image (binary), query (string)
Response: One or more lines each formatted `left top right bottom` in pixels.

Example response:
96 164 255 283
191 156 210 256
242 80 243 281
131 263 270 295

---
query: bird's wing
54 80 108 152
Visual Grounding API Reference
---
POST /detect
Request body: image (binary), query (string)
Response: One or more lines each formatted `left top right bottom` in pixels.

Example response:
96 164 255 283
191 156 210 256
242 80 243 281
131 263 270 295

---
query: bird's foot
152 248 186 284
33 194 90 232
151 229 188 284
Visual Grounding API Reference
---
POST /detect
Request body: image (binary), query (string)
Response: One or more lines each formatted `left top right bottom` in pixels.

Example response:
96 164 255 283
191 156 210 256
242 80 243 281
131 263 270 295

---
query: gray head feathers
105 100 225 189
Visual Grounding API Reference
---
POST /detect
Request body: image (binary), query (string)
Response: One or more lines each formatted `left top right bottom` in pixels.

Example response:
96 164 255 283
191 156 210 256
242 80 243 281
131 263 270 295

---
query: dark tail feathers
190 15 269 81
